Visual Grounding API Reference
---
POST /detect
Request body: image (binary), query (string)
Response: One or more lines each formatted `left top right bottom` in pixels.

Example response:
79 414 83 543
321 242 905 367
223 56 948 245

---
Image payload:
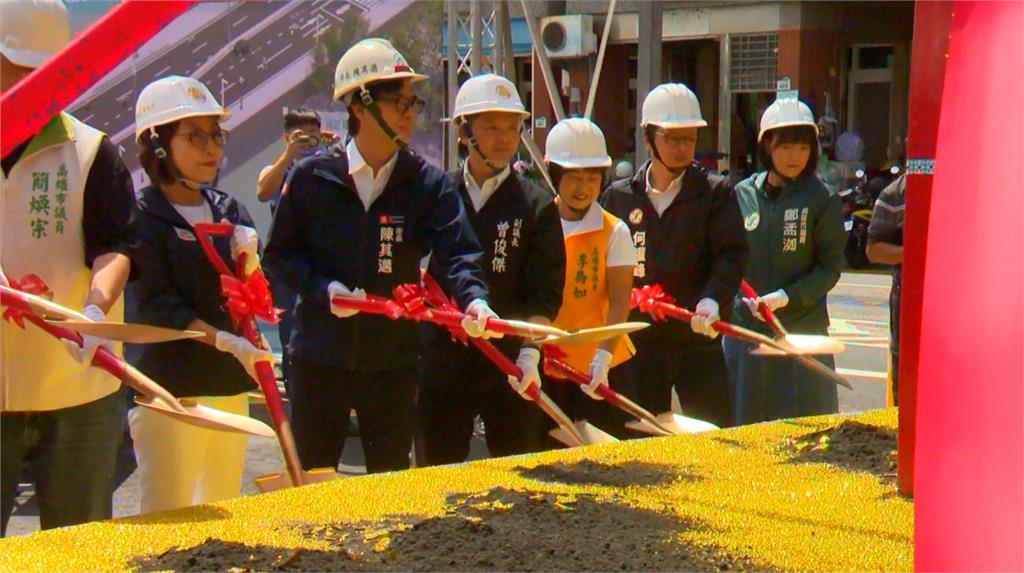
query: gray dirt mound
133 487 766 572
784 420 898 483
516 460 693 487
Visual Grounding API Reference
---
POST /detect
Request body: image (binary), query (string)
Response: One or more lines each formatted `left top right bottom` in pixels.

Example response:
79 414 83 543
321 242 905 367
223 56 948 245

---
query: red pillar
897 0 954 498
913 1 1023 570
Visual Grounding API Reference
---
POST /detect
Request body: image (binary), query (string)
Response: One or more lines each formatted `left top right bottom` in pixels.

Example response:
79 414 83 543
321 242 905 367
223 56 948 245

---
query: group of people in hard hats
1 0 846 536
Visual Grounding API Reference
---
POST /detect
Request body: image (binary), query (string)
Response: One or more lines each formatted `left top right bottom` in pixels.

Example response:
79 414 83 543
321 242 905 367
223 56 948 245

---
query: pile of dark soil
784 420 898 483
133 488 764 572
516 460 695 487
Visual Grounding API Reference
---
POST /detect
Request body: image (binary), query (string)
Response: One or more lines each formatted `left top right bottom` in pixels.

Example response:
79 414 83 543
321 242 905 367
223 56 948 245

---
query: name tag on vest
175 227 197 242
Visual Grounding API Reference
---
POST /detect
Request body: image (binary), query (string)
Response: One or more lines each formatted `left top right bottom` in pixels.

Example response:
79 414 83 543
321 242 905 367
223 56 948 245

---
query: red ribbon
2 274 54 328
630 284 677 320
220 270 280 329
393 283 467 343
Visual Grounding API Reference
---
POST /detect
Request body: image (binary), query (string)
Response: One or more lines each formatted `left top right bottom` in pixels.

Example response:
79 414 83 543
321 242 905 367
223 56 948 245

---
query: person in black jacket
264 39 496 474
126 76 274 513
416 74 565 465
600 83 748 428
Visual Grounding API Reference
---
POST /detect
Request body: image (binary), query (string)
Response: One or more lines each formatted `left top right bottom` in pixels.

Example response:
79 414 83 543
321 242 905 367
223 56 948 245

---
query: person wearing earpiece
125 75 274 513
724 96 846 425
600 83 748 430
263 39 492 474
416 74 565 465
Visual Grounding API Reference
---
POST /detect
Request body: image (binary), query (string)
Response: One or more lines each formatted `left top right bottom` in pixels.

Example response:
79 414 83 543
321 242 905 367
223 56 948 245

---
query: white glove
62 304 113 365
743 289 789 322
462 299 503 339
690 298 721 339
327 281 366 319
230 225 260 277
506 347 541 398
215 331 276 380
583 348 613 400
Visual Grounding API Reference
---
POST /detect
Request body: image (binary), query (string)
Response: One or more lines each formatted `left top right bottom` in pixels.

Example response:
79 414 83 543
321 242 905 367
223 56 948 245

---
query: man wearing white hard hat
264 39 493 473
126 75 273 513
0 0 138 533
601 83 748 429
417 74 565 465
543 117 638 437
725 96 845 425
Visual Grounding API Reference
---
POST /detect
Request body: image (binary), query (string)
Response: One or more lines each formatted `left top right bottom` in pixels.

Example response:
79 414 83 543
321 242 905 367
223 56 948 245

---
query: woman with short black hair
725 98 846 425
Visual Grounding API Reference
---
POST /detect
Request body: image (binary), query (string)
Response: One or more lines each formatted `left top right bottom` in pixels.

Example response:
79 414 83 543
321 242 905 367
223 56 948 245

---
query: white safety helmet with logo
135 75 230 145
641 83 707 129
0 0 70 69
332 38 427 147
452 74 529 122
544 117 612 170
758 97 818 142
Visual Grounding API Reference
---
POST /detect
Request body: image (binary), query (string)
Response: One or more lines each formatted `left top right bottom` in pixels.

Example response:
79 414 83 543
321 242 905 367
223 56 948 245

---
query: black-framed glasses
176 129 229 149
654 129 697 147
376 94 426 115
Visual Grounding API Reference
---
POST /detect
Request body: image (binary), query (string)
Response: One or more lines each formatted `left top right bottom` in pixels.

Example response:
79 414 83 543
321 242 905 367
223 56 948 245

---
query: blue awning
441 17 533 58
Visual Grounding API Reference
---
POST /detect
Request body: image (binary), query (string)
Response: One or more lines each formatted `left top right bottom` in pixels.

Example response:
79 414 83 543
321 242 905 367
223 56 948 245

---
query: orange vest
551 207 635 375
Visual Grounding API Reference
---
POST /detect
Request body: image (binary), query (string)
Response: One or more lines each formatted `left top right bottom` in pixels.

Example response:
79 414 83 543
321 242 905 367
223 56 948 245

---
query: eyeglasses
176 129 229 149
654 129 697 147
376 94 426 115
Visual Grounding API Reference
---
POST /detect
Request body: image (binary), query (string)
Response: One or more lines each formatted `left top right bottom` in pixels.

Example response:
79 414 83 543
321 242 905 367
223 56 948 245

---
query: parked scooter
843 166 901 268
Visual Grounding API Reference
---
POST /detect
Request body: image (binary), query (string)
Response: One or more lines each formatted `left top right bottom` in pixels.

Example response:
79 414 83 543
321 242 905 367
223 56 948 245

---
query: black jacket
600 161 749 350
125 186 256 398
430 169 564 321
264 146 488 371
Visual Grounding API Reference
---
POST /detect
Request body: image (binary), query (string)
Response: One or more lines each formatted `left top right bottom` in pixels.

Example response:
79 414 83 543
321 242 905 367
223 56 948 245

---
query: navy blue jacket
264 146 488 371
600 162 749 351
126 186 256 398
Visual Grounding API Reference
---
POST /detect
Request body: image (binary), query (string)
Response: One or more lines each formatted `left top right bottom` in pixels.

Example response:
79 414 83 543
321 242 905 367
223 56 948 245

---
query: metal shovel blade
45 319 204 344
750 333 846 356
544 322 650 347
626 412 720 436
548 420 619 447
254 468 338 493
134 396 276 438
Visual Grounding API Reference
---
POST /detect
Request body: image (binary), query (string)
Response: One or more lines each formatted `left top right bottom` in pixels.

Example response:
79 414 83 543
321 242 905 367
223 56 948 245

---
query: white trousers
129 393 249 514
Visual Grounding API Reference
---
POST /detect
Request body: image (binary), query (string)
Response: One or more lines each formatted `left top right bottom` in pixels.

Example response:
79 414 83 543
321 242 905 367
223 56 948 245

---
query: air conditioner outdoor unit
540 14 596 59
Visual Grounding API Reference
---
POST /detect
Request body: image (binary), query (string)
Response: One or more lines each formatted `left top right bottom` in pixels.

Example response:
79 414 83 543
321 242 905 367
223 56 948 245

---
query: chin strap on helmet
359 86 407 149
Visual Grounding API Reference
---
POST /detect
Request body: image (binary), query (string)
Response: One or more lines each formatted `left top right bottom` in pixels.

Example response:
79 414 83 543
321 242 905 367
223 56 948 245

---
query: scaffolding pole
447 0 459 170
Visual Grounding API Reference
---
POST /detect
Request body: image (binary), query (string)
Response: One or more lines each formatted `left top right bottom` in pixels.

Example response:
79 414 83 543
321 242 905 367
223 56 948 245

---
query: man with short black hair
264 39 495 473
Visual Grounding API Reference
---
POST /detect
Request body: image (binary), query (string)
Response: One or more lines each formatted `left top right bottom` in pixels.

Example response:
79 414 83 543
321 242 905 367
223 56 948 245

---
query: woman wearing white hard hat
417 74 565 465
542 117 638 437
126 75 273 513
1 0 138 534
263 39 492 474
602 83 748 430
724 96 846 425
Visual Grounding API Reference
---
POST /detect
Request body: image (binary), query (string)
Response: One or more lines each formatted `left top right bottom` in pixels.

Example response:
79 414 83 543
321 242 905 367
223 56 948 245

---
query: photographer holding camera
256 108 337 209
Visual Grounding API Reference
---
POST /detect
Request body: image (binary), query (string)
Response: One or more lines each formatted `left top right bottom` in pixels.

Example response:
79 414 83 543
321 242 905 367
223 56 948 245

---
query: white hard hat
135 76 230 143
0 0 70 69
333 38 427 102
452 73 529 122
614 160 634 179
544 117 612 169
641 83 707 129
759 97 818 142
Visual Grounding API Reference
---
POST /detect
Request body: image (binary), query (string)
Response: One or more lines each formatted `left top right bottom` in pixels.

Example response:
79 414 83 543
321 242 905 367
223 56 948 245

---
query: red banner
0 0 195 157
914 1 1023 570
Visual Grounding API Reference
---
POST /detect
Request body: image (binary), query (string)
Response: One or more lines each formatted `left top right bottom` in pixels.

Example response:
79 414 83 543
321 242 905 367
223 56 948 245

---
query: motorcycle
843 166 901 268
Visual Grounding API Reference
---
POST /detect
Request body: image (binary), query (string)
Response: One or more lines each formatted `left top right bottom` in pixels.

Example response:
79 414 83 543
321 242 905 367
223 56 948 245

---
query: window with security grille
730 33 779 92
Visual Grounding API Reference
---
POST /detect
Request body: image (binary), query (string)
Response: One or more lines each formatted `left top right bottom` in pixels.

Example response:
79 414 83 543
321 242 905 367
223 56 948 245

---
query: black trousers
543 363 638 440
622 340 734 429
416 338 548 466
289 358 416 474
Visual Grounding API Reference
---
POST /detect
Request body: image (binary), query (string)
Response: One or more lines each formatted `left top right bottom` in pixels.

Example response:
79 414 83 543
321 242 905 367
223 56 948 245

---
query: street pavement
5 270 896 537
